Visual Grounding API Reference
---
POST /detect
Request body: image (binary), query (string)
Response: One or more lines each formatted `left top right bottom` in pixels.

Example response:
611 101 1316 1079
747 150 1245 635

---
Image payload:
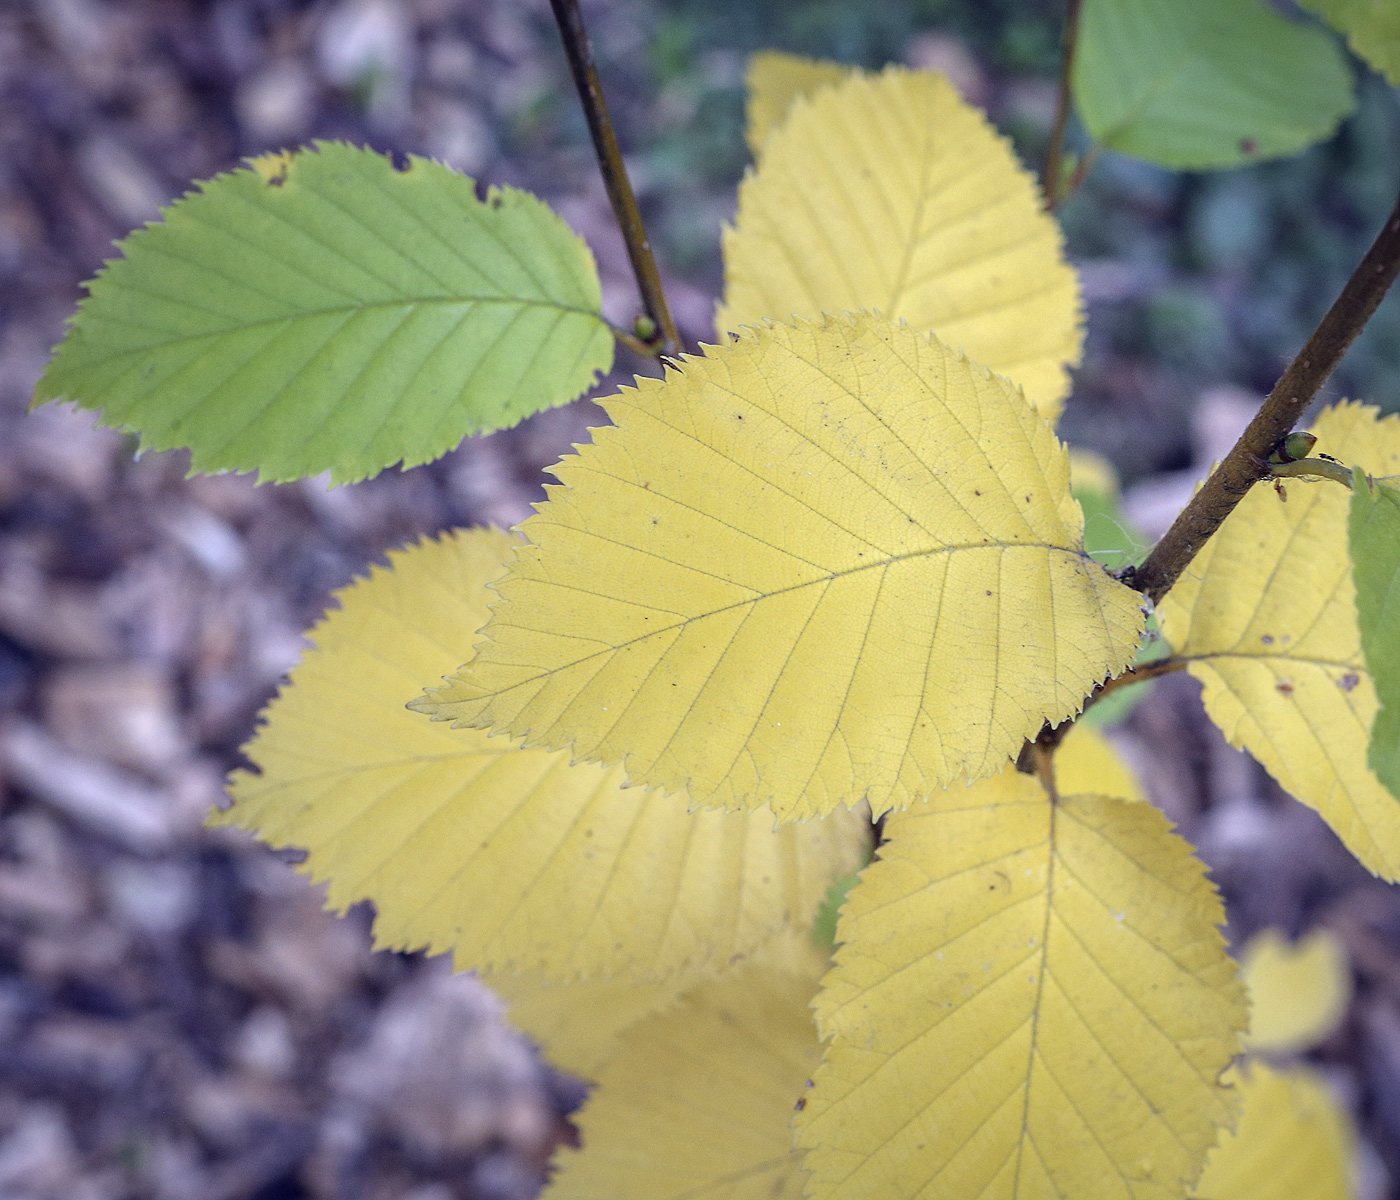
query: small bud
633 315 658 341
1268 431 1317 465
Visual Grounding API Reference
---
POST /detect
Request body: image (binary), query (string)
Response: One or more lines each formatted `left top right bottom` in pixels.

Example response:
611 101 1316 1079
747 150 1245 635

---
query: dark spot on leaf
795 1097 807 1111
735 413 744 419
1240 137 1258 154
389 149 412 172
974 490 982 496
1025 495 1032 503
1260 634 1274 645
1276 679 1294 695
986 590 993 596
1340 672 1361 692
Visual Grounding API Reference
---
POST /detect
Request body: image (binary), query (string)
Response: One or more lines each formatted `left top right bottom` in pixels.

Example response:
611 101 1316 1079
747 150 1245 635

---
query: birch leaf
1350 469 1400 801
1057 722 1147 804
1074 0 1354 170
746 51 852 154
1190 1064 1354 1200
1298 0 1400 88
720 67 1082 419
798 771 1245 1200
217 528 864 979
36 142 613 484
419 316 1143 820
1159 403 1400 879
545 952 824 1200
1241 928 1351 1054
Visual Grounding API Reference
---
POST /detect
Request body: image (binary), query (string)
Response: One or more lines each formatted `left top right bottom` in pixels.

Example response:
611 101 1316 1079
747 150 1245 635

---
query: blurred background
1 0 1399 1197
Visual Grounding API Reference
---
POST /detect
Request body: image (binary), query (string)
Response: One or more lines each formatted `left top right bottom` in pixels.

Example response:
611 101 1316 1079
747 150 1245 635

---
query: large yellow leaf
719 68 1082 419
545 951 824 1200
1241 927 1351 1054
1159 402 1400 879
217 529 864 979
419 317 1143 820
797 770 1245 1200
746 51 852 154
1190 1064 1354 1200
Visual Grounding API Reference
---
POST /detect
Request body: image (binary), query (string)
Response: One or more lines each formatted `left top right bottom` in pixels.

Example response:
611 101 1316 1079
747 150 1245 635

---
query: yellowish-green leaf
1350 468 1400 802
1057 721 1148 804
217 528 864 979
1159 402 1400 879
746 51 852 154
1299 0 1400 88
719 68 1082 420
798 770 1245 1200
418 316 1143 820
545 951 824 1200
1241 927 1351 1053
1191 1063 1354 1200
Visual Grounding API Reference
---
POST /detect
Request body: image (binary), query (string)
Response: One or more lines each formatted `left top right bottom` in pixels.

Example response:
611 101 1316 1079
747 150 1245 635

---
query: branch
549 0 681 357
1082 656 1187 711
1044 0 1085 211
1124 192 1400 605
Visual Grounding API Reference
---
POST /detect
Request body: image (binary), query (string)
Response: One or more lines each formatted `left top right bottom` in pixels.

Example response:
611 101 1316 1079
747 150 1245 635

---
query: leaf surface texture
1160 403 1400 878
797 771 1245 1200
37 142 614 483
745 51 852 154
1190 1064 1353 1200
217 528 863 979
1350 470 1400 801
545 955 822 1200
720 68 1082 418
1074 0 1354 169
421 317 1143 819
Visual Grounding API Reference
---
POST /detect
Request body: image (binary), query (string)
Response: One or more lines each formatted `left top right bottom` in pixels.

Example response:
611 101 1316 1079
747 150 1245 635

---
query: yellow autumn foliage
720 66 1082 418
1191 1063 1354 1200
420 316 1143 819
1241 927 1352 1054
798 770 1245 1200
217 529 865 979
745 51 851 153
1160 402 1400 879
1057 721 1147 804
544 949 825 1200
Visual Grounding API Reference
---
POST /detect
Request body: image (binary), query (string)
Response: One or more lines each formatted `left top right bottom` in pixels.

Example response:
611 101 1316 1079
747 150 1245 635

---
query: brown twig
1124 193 1400 605
1082 656 1187 711
549 0 680 357
1044 0 1085 211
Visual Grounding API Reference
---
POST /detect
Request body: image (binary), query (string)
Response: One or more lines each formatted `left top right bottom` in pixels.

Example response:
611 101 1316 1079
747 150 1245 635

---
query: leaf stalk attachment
549 0 681 357
1124 192 1400 605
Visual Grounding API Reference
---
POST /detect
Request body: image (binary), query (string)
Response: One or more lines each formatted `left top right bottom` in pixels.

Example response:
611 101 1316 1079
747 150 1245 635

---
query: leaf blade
798 773 1245 1200
420 316 1143 819
1159 402 1400 878
1299 0 1400 88
746 51 853 154
37 142 614 484
1074 0 1354 169
217 528 865 980
720 67 1082 419
1350 469 1400 802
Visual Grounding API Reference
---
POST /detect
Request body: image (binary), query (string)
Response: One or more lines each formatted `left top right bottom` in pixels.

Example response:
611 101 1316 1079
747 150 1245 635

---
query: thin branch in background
549 0 681 357
1124 193 1400 605
1044 0 1085 211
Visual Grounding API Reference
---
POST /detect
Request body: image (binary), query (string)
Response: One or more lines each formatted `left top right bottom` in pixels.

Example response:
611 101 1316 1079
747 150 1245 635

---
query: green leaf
1074 0 1355 169
36 142 614 484
1299 0 1400 88
1351 467 1400 802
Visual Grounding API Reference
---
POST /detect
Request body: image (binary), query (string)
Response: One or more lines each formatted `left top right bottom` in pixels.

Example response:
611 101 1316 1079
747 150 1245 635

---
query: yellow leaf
1159 402 1400 879
1191 1063 1354 1200
719 67 1082 419
1241 928 1351 1054
1057 722 1148 803
746 51 852 154
419 317 1143 819
545 952 824 1200
484 965 706 1080
217 529 864 979
798 770 1246 1200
